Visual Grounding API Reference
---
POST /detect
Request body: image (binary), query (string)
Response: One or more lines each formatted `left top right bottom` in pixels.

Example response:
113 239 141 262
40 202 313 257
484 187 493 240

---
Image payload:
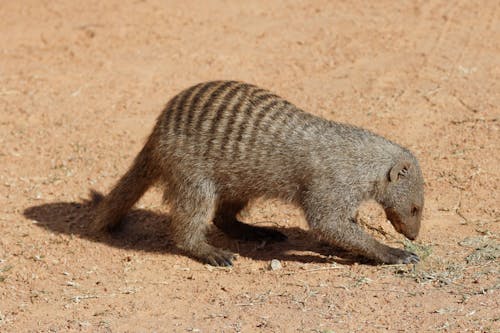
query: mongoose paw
401 252 420 264
198 246 235 267
380 247 420 265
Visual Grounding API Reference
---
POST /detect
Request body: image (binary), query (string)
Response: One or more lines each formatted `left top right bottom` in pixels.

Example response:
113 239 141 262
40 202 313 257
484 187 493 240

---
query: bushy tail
91 143 159 232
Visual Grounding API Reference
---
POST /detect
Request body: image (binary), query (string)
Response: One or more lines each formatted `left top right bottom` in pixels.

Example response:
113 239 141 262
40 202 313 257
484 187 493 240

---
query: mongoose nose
405 229 419 241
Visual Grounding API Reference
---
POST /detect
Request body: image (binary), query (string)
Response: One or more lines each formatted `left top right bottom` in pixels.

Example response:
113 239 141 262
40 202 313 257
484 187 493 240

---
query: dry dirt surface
1 0 499 332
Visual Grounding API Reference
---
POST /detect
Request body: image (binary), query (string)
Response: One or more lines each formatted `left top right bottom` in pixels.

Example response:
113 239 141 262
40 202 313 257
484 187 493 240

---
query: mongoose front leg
333 220 419 264
214 201 287 242
303 195 419 264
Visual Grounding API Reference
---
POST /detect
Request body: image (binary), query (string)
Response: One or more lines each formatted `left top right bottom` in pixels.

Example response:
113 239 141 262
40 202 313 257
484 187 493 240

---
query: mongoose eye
411 206 419 216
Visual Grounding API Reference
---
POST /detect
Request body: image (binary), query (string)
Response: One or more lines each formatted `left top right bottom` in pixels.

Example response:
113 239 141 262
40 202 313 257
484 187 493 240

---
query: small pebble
269 259 282 271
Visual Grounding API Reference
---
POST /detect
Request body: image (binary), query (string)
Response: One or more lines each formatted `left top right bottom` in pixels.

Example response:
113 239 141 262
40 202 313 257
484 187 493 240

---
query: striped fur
92 81 424 266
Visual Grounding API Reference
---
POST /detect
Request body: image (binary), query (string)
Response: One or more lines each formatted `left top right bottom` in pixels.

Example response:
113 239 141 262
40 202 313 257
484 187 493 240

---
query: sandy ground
1 0 499 332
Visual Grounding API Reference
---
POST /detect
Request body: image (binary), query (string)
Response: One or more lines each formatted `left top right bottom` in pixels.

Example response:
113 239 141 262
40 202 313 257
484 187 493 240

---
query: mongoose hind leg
168 181 235 266
214 201 287 242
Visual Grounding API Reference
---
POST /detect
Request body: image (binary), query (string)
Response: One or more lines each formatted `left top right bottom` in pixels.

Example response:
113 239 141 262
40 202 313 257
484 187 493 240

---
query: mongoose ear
389 160 411 182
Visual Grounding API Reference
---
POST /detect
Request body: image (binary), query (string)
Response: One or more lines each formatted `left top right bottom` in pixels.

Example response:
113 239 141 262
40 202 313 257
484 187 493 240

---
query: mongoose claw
380 247 420 265
207 257 232 267
202 247 235 267
402 252 420 264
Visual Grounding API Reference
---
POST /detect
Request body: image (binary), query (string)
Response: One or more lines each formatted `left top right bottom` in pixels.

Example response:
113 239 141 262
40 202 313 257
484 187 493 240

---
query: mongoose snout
91 80 425 266
385 207 421 241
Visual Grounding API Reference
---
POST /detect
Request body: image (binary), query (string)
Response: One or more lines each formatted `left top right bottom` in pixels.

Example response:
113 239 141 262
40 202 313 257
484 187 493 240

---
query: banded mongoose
91 80 424 266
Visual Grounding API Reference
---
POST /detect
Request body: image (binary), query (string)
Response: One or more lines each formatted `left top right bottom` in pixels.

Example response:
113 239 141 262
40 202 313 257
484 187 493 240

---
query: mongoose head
380 159 424 240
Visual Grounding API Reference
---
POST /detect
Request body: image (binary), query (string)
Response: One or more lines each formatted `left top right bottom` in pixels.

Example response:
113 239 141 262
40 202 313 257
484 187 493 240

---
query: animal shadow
23 193 363 265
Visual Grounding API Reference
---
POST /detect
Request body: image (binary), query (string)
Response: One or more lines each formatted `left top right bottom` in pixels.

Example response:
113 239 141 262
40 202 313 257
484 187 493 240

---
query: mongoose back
91 80 424 266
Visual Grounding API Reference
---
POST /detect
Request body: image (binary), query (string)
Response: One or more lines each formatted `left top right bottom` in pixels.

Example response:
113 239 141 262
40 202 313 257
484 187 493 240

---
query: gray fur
91 81 424 266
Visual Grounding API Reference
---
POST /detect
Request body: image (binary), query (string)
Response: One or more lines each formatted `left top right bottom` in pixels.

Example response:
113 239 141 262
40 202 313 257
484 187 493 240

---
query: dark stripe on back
162 93 182 135
260 100 292 134
246 99 281 149
219 84 254 152
184 82 221 136
193 81 235 135
173 83 205 135
204 83 248 156
231 92 279 158
254 100 291 163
